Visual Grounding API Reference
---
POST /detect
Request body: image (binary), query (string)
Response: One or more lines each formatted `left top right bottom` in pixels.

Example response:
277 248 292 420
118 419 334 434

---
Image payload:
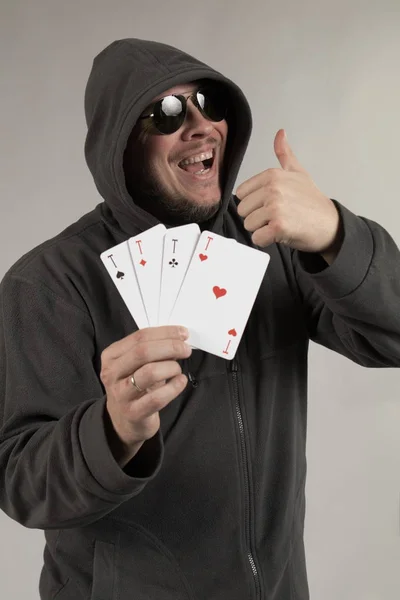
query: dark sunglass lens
155 95 185 134
197 88 226 122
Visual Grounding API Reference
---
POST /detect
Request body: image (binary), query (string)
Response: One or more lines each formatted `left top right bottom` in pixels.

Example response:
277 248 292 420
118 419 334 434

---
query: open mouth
178 150 216 175
202 156 214 169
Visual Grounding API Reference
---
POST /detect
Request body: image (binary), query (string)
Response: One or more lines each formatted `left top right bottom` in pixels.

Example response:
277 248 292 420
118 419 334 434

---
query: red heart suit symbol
213 286 227 299
228 328 237 337
199 254 208 261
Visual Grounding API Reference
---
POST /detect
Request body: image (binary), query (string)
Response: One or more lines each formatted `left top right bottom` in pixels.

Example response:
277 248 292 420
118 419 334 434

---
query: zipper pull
186 354 198 388
188 371 198 388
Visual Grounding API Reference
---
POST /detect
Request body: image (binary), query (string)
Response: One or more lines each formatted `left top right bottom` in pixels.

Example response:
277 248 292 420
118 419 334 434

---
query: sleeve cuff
296 199 374 299
79 397 164 498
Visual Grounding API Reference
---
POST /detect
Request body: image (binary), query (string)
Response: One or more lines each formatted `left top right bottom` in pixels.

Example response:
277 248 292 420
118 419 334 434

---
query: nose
180 98 214 139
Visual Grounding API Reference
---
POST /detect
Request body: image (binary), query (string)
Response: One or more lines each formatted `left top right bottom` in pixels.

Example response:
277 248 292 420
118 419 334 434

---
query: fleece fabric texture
1 38 400 600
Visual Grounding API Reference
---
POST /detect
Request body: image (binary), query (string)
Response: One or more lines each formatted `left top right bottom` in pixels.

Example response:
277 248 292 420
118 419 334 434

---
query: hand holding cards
100 224 270 359
102 325 192 468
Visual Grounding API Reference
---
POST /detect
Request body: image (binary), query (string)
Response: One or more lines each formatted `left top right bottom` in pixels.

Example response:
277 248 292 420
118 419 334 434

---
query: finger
130 360 183 393
235 171 265 202
274 129 307 174
235 168 284 205
236 187 268 219
105 325 189 360
117 338 192 380
129 374 188 420
243 206 271 234
251 223 276 248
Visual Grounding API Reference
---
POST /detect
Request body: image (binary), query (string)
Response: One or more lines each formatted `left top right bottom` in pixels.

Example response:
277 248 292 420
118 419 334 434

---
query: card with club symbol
100 225 270 360
158 223 201 325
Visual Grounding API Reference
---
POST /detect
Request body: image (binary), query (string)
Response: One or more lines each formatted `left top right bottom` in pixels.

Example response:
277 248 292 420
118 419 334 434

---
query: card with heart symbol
168 230 270 359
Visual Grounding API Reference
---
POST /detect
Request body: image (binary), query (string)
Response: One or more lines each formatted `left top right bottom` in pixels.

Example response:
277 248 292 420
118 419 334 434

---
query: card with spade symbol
100 239 149 329
168 230 270 359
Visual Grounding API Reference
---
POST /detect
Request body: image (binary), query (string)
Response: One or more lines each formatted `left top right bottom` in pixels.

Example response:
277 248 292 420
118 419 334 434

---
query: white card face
100 240 149 329
169 231 270 359
158 224 201 326
128 224 166 327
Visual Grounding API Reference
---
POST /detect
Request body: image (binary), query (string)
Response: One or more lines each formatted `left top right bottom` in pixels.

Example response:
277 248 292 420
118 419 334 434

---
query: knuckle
100 364 113 386
268 167 281 178
140 362 156 381
100 347 111 367
173 375 185 390
267 180 280 195
267 203 278 220
132 328 148 345
168 363 182 380
172 340 186 355
272 219 283 235
262 183 271 198
174 325 186 338
133 342 151 364
173 361 183 376
272 200 282 214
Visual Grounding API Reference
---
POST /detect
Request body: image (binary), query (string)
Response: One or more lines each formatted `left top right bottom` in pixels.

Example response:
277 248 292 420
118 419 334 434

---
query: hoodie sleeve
291 200 400 367
0 274 164 530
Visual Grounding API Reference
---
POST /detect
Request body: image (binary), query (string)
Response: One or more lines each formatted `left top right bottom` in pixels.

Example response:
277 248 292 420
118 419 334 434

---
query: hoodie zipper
184 357 198 388
230 358 261 599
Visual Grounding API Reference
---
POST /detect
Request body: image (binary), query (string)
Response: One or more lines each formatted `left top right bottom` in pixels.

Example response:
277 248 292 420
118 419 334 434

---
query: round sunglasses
138 87 227 135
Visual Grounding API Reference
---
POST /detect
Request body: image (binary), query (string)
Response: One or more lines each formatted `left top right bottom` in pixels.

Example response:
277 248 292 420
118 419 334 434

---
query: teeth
180 150 214 166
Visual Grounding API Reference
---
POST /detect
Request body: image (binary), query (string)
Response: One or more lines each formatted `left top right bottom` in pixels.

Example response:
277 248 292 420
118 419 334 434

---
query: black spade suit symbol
116 271 125 280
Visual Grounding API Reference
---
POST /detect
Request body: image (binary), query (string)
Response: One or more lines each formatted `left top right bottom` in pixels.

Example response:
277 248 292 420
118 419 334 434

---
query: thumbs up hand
235 129 343 262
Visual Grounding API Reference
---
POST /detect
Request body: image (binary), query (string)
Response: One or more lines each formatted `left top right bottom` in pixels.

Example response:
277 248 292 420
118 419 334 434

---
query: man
0 38 399 600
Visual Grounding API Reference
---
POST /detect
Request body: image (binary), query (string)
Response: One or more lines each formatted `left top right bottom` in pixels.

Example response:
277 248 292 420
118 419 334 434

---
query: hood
84 38 252 236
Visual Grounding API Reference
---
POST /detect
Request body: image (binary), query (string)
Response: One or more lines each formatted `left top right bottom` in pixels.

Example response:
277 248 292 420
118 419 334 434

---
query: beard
125 159 222 227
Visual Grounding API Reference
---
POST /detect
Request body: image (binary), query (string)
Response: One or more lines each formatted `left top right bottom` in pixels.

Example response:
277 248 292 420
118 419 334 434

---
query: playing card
128 224 166 327
100 240 149 329
158 223 201 326
169 231 270 359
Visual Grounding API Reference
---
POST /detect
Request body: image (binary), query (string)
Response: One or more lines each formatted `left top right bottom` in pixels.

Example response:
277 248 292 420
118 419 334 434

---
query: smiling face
124 81 229 224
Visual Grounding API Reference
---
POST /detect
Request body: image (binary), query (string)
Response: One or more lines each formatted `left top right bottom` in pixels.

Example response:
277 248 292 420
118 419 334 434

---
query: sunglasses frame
137 87 226 134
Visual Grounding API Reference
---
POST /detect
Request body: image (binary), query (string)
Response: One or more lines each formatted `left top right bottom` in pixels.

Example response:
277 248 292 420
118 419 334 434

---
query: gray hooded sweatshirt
1 38 400 600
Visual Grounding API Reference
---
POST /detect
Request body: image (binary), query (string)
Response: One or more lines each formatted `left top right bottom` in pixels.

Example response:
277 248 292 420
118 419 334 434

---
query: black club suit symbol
169 258 178 268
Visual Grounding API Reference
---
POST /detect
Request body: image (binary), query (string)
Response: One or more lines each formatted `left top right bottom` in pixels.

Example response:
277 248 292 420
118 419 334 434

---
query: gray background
1 0 400 598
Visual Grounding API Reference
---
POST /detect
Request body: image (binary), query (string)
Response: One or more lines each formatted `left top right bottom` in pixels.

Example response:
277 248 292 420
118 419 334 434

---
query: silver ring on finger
130 373 144 393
